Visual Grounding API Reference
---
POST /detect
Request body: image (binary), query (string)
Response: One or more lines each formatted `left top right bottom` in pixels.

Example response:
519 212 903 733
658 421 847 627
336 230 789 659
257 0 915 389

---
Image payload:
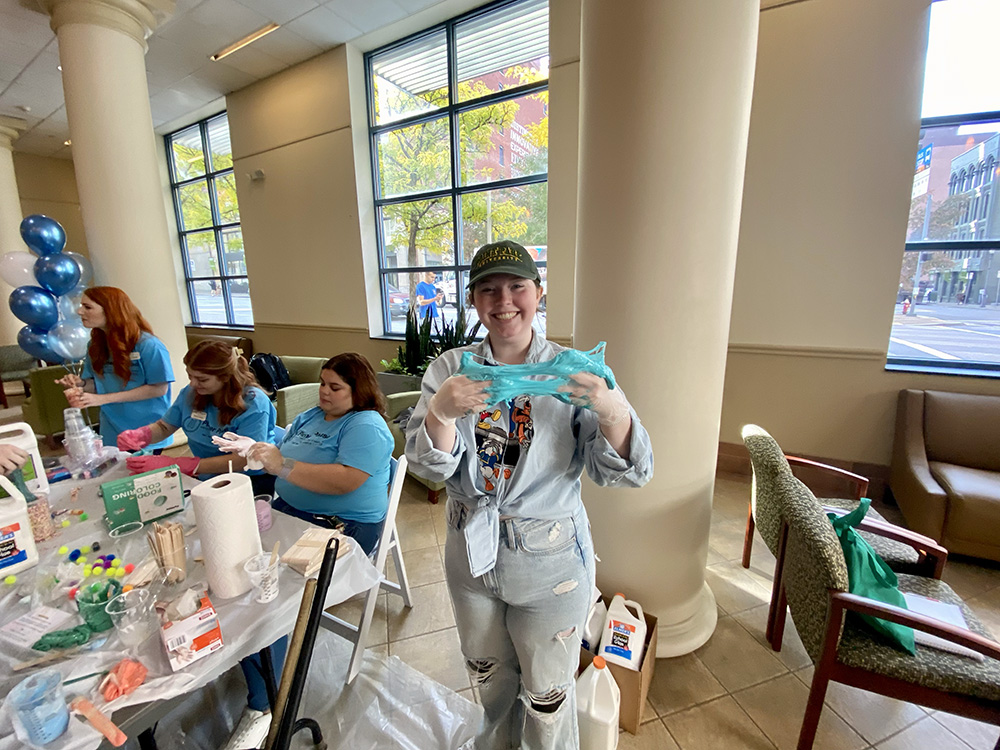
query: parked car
387 283 409 318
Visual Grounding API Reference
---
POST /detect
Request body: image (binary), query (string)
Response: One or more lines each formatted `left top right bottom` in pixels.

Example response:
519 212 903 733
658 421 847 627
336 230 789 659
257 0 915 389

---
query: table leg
137 726 158 750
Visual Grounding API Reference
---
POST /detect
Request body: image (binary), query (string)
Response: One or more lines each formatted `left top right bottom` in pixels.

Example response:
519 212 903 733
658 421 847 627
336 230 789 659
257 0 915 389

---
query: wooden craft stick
269 541 280 567
13 646 82 672
70 697 127 747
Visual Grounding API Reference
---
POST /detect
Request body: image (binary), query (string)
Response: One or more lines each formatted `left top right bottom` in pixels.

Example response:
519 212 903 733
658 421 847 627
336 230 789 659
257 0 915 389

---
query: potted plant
378 305 481 395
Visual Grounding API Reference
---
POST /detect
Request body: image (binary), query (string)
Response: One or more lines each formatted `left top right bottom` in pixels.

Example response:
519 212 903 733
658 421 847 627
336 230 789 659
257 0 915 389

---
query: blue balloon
17 325 62 363
34 254 82 296
9 286 58 329
20 215 66 256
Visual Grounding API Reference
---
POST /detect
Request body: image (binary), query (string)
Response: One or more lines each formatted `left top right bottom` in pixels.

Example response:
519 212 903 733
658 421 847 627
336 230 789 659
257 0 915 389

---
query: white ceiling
0 0 455 159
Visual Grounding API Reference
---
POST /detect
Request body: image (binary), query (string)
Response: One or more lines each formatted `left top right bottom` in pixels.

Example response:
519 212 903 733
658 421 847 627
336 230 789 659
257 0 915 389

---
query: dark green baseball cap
467 240 541 288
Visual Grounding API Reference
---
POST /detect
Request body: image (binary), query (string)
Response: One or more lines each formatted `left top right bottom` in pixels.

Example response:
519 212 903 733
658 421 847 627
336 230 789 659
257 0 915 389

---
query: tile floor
329 470 1000 750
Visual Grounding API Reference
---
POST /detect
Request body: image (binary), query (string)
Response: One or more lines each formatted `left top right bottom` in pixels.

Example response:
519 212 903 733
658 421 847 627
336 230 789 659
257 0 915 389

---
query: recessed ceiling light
57 65 62 71
64 139 71 146
210 23 280 61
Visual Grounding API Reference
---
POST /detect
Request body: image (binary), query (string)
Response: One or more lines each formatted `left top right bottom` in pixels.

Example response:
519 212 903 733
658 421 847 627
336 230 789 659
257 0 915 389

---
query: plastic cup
8 669 69 746
254 494 272 532
108 520 145 567
105 588 156 647
148 565 185 603
243 553 280 603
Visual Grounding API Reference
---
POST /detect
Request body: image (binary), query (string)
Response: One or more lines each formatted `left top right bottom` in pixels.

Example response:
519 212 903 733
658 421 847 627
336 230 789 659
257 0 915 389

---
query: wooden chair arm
786 455 869 500
823 508 948 577
831 591 1000 662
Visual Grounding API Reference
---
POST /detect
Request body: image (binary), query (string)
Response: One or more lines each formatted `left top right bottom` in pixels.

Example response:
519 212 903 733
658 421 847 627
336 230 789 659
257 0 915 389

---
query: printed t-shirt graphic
475 395 533 492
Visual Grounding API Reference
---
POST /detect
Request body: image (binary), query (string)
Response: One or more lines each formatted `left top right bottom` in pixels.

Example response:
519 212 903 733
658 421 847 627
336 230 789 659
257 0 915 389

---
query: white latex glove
211 431 264 471
559 372 632 427
427 376 491 426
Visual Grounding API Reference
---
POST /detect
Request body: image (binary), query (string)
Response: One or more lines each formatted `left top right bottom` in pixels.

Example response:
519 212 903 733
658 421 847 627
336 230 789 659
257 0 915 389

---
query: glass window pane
177 181 213 231
384 275 411 335
371 30 448 125
214 172 240 224
170 125 205 181
189 280 227 325
456 0 548 102
226 278 253 326
220 228 246 275
184 231 219 277
206 114 233 171
908 122 1000 242
460 184 548 263
922 0 1000 118
377 117 452 198
459 92 548 186
889 248 1000 365
380 197 455 267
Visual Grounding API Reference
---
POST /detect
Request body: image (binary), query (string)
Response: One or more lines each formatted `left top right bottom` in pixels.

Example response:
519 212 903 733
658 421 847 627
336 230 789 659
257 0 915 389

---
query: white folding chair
320 455 413 683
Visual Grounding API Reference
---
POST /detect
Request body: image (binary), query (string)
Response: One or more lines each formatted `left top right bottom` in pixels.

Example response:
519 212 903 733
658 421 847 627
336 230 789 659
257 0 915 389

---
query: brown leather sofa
890 389 1000 562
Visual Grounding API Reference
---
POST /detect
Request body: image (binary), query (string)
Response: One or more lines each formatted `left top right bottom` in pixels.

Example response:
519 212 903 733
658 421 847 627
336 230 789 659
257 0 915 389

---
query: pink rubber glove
126 454 201 477
117 425 153 452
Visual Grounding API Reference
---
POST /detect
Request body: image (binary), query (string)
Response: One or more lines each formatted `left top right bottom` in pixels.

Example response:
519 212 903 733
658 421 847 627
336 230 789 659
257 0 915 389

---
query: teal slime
457 342 616 405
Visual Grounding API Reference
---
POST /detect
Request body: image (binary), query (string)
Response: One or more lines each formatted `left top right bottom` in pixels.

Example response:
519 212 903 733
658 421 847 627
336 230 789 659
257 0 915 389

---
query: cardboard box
159 591 224 672
100 466 185 529
579 597 658 734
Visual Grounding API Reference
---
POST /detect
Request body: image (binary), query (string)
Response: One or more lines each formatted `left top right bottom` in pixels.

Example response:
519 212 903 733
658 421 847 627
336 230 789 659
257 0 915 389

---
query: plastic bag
827 498 915 654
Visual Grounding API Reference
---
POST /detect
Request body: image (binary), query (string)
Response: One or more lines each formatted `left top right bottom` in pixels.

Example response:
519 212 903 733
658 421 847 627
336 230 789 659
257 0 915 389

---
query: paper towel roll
191 473 262 599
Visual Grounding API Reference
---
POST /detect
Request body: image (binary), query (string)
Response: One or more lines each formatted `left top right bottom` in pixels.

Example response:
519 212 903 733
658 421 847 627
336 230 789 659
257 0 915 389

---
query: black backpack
249 353 292 399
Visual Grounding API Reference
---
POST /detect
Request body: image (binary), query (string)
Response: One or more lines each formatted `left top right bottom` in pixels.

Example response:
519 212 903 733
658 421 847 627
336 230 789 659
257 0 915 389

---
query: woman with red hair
56 287 174 449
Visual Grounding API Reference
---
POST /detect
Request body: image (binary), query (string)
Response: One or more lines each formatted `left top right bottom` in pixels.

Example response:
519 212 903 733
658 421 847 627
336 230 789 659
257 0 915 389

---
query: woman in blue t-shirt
246 352 394 555
117 339 276 492
55 287 174 449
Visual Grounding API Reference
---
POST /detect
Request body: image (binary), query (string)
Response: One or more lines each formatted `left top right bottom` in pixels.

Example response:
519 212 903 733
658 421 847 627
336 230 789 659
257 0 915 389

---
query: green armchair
386 391 444 504
0 345 37 408
21 365 100 448
273 355 326 427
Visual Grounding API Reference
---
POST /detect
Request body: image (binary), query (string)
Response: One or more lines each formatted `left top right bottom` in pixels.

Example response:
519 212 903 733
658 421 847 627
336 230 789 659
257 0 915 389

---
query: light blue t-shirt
275 407 393 524
162 385 276 477
81 332 173 449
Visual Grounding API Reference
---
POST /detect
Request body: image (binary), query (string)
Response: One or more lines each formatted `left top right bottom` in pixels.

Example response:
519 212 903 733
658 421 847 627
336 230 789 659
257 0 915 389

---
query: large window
889 0 1000 374
366 0 549 336
166 113 253 328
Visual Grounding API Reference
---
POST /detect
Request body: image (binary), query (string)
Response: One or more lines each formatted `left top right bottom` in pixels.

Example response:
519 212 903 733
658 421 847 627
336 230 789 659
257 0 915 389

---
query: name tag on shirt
191 410 207 421
129 352 141 361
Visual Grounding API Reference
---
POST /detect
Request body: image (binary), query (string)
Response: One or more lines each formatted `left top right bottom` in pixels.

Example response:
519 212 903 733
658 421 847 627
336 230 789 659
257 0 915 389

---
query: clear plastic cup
148 565 185 604
244 553 280 603
105 588 157 647
254 494 272 532
108 520 145 568
8 669 69 746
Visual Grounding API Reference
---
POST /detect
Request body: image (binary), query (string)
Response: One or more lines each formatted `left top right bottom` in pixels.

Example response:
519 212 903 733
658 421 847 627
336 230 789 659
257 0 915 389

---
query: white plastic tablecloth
0 458 380 749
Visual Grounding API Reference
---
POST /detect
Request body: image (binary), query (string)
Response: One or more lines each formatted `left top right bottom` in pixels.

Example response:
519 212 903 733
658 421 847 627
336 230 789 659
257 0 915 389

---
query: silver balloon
58 293 82 322
0 252 39 288
48 320 91 362
65 252 93 286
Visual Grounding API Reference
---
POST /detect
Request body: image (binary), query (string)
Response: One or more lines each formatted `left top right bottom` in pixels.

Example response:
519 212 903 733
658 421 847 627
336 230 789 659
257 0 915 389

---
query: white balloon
0 252 39 288
65 252 93 286
48 320 91 362
58 293 83 322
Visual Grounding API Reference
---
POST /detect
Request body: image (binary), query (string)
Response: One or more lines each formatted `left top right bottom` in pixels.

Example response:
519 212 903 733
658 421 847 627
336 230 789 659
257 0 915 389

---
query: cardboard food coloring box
100 466 185 529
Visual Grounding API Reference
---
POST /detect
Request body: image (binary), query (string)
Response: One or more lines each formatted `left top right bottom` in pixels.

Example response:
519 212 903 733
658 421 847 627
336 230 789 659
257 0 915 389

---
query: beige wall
13 153 88 259
719 0 1000 466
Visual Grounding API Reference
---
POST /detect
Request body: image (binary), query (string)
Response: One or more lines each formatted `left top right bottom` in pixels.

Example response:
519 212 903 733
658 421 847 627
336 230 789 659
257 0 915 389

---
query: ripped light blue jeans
445 502 596 750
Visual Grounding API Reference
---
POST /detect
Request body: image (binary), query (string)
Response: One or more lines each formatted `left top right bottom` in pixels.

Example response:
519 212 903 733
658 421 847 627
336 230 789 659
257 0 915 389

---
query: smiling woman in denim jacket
406 241 653 750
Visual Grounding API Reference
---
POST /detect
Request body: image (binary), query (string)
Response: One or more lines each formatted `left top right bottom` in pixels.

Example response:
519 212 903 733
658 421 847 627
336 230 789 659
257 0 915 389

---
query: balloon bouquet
0 214 93 383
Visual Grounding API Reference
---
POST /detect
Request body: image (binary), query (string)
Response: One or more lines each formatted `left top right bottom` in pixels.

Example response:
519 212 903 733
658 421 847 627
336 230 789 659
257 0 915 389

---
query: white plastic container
582 587 607 655
0 422 49 497
577 655 620 750
0 474 40 577
598 593 647 671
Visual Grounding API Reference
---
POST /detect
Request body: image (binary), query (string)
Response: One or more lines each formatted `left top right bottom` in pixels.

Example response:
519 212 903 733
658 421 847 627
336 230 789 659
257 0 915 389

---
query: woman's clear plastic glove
211 432 264 471
559 372 632 427
427 376 491 426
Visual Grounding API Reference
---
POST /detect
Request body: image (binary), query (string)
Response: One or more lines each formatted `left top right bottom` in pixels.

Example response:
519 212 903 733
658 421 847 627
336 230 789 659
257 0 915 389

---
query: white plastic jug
598 593 647 671
577 655 620 750
582 588 607 655
0 422 48 497
0 474 39 577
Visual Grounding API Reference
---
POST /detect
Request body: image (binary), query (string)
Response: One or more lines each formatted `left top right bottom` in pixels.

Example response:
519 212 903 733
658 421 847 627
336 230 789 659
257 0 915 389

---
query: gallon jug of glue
581 586 607 654
0 422 48 498
0 474 40 577
577 655 620 750
598 593 647 671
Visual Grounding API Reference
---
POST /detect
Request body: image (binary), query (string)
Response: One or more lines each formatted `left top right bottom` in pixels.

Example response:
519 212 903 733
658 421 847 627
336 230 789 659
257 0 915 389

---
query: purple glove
126 455 201 477
117 425 153 452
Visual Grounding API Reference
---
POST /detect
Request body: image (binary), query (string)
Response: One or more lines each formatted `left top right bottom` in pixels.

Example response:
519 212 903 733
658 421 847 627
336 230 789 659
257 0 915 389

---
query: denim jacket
405 333 654 577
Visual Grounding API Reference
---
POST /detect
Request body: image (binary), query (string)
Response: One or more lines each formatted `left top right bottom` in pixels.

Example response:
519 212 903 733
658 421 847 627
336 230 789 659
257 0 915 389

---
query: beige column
39 0 186 381
575 0 759 655
0 117 31 345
